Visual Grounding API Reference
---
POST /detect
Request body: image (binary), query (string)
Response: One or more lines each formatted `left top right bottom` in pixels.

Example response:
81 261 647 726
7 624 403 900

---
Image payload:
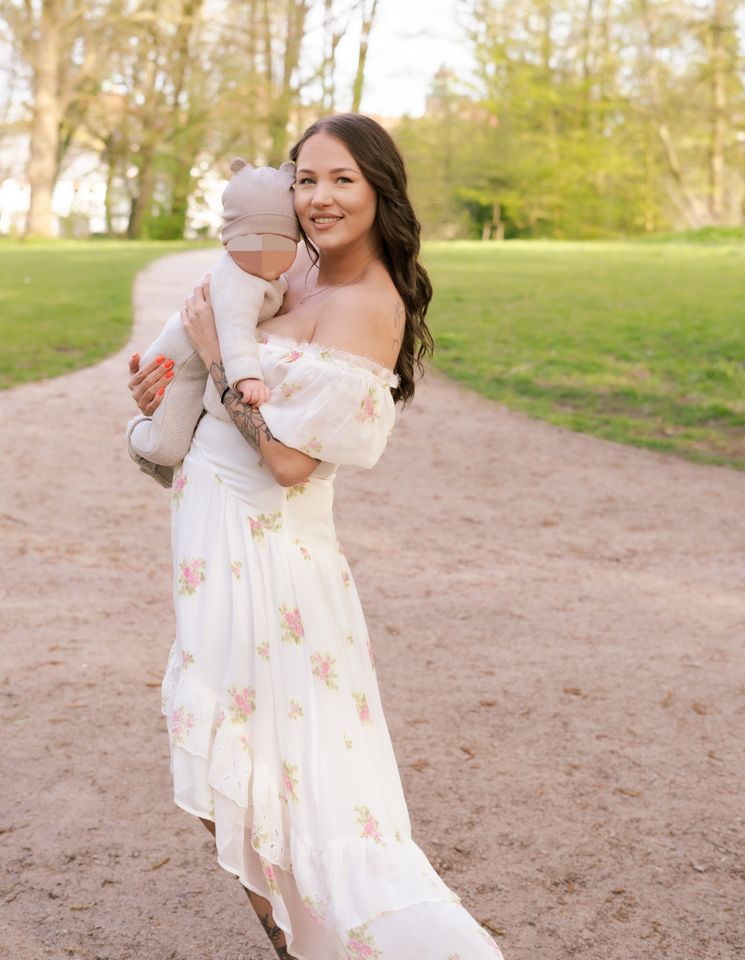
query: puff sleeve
256 335 398 470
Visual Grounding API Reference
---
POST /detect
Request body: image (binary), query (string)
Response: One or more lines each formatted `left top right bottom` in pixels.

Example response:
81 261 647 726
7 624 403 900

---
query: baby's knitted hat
221 158 299 245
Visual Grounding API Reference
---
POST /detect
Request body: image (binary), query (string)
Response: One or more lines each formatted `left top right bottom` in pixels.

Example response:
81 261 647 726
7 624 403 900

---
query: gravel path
1 249 743 960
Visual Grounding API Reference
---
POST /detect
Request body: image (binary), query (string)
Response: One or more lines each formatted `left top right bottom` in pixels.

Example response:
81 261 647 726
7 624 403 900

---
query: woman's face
293 132 377 255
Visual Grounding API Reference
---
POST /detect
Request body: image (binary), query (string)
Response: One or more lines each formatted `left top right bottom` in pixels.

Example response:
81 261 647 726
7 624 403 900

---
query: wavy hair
289 113 433 405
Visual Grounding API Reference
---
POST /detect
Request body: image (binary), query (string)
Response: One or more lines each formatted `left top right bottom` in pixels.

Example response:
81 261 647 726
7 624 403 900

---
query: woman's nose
310 181 334 206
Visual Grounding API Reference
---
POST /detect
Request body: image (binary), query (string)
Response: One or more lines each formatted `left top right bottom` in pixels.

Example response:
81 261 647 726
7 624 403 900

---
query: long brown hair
289 113 433 405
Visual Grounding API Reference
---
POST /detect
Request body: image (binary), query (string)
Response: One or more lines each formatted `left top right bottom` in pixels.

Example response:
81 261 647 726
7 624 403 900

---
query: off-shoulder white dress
161 331 505 960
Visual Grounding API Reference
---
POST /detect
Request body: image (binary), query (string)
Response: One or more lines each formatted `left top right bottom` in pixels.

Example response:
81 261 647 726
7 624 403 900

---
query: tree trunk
127 147 156 239
707 0 727 223
267 0 308 165
638 0 703 228
26 1 62 238
170 154 195 238
352 0 379 112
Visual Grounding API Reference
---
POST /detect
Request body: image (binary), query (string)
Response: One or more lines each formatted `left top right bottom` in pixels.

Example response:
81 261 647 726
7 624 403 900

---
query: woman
129 114 505 960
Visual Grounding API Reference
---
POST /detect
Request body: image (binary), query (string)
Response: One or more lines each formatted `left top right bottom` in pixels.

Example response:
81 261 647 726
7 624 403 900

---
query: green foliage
396 0 744 240
424 240 745 469
0 240 211 389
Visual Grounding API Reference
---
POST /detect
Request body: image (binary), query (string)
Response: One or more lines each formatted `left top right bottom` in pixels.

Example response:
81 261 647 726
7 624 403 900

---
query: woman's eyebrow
296 167 357 175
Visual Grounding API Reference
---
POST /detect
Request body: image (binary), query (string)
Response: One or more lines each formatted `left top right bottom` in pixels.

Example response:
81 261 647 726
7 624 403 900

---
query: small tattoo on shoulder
392 300 404 354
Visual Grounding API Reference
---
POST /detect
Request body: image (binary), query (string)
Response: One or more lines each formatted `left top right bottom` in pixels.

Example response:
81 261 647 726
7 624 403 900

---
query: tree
2 0 113 237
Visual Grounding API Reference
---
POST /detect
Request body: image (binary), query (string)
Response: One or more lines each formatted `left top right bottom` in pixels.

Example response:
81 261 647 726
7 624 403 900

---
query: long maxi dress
161 329 505 960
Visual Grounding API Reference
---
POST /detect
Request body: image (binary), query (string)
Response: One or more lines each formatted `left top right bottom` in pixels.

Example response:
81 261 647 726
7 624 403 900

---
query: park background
0 3 744 960
1 0 744 469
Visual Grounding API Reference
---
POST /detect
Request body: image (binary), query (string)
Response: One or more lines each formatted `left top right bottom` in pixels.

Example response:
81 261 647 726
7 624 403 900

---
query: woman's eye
337 176 352 183
297 177 315 186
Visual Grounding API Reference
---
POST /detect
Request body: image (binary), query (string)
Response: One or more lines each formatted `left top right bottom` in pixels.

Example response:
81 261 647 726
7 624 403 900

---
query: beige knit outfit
128 160 299 483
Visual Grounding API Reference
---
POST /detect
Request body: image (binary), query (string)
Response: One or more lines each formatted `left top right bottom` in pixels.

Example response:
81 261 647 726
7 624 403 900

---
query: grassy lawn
424 240 745 470
2 238 742 470
0 239 210 389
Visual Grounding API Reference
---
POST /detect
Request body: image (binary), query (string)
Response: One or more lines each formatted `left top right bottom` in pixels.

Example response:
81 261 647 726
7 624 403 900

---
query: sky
317 0 476 118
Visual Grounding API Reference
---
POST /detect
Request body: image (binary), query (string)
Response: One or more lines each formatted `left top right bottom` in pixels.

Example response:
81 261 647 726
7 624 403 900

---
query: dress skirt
160 409 505 960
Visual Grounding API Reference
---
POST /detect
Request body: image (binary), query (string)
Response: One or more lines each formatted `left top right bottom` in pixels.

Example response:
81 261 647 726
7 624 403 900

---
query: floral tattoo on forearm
209 361 274 452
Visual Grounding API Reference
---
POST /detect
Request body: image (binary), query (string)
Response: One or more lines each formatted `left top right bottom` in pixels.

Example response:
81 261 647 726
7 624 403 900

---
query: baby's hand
237 377 271 406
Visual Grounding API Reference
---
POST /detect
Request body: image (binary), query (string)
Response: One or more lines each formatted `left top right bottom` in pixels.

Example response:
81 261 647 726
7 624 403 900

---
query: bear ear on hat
230 157 250 174
279 161 296 177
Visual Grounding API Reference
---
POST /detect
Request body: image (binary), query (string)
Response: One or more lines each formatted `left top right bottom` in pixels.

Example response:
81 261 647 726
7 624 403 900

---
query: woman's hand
128 353 173 415
181 276 221 369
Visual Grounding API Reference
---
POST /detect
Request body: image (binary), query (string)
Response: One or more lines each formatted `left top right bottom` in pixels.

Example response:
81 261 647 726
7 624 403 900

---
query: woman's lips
310 216 343 231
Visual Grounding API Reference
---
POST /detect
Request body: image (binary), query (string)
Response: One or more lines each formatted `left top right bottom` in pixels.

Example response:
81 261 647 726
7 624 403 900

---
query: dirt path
1 249 743 960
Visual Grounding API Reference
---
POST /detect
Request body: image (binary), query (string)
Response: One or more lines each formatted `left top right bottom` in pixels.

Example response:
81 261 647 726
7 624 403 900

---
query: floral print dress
161 331 505 960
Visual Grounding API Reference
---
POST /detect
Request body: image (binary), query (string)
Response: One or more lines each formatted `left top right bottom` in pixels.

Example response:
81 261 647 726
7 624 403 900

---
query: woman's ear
230 157 249 174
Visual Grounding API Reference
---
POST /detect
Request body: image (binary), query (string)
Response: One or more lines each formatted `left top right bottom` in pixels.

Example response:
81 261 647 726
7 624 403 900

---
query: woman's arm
182 282 321 488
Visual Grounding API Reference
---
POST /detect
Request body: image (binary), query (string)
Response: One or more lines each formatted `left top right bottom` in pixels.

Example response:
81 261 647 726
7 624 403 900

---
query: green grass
3 238 743 470
0 239 211 389
423 240 745 470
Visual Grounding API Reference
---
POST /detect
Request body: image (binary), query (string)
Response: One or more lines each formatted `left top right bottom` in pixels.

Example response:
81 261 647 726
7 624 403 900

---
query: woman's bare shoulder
313 270 403 370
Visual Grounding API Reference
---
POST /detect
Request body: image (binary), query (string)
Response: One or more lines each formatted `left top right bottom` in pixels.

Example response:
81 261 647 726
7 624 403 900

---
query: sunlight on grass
424 240 745 469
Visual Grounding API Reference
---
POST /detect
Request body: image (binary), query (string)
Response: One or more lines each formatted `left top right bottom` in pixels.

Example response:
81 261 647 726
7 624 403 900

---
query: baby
127 158 299 483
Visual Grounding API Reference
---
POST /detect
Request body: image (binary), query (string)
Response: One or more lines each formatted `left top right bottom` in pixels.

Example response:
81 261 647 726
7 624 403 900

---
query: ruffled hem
163 733 463 960
256 328 400 389
160 680 458 909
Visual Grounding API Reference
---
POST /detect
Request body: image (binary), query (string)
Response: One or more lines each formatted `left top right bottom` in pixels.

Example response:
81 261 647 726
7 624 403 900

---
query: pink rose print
228 685 256 724
310 652 339 690
216 709 225 728
172 471 188 508
279 760 299 803
178 558 206 596
251 825 269 850
287 699 304 720
291 538 311 560
248 517 263 541
231 560 242 580
280 381 303 400
448 954 463 960
301 435 323 456
279 604 304 645
181 650 195 669
281 349 303 363
171 706 196 745
239 734 251 752
341 568 351 588
352 691 372 726
355 387 379 424
346 924 383 959
355 805 385 845
257 640 270 661
260 857 280 893
249 511 282 544
287 482 308 499
302 893 326 926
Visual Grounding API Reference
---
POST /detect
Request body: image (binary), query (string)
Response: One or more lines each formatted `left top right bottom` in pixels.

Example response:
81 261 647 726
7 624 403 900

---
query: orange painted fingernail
165 370 174 379
155 355 165 364
158 387 165 396
164 359 174 369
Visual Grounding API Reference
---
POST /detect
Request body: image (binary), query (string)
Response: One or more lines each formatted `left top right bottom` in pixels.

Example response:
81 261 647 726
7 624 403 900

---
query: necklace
299 257 375 304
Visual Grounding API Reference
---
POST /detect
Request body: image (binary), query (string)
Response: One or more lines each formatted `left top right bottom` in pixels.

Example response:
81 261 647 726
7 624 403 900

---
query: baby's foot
237 377 271 406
